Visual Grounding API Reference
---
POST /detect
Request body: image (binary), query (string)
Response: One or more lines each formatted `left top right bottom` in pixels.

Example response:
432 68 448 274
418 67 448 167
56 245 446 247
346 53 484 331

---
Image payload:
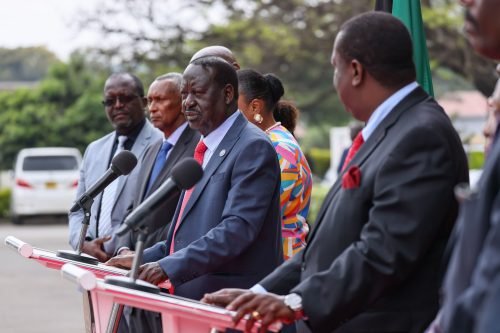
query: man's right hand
105 254 134 269
81 236 111 262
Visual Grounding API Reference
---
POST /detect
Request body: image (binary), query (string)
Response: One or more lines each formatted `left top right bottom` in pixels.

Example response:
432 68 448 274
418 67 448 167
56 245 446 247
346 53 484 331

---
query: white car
11 147 82 224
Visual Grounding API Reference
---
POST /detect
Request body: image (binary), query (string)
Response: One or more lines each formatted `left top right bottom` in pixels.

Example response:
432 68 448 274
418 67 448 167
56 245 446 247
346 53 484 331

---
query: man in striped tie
68 73 162 261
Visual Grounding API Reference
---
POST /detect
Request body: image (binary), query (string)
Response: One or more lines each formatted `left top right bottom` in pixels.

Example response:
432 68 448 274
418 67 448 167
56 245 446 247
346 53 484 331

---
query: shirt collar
202 110 240 155
362 82 418 141
164 122 188 146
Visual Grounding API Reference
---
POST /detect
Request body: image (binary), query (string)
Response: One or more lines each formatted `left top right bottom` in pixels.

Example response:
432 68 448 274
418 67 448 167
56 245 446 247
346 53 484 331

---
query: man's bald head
190 45 240 70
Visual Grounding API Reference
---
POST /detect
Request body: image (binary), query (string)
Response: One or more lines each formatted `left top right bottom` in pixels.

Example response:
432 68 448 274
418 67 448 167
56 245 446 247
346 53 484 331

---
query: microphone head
111 150 138 175
171 158 203 189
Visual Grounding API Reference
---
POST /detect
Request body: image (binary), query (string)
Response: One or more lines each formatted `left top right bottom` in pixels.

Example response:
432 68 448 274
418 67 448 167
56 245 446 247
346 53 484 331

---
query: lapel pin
219 149 226 157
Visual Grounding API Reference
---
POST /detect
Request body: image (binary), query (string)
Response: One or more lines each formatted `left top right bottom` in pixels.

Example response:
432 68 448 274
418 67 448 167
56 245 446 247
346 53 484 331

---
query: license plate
45 182 57 189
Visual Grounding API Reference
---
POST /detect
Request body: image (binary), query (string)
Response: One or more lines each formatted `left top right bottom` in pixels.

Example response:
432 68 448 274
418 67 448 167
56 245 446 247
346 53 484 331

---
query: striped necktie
98 135 127 239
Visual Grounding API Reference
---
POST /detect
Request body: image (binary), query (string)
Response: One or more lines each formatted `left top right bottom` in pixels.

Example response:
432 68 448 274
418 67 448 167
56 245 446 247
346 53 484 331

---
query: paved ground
0 219 85 333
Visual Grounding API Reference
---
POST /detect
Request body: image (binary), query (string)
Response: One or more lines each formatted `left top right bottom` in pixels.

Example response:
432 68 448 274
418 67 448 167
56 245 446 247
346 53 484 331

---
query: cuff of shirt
116 247 130 255
250 284 268 294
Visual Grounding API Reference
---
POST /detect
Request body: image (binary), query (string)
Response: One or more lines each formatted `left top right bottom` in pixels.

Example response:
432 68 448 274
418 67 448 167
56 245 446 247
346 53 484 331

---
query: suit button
301 263 306 271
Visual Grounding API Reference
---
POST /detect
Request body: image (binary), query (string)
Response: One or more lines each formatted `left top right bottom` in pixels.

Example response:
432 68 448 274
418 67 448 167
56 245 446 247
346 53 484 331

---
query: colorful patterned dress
266 123 313 260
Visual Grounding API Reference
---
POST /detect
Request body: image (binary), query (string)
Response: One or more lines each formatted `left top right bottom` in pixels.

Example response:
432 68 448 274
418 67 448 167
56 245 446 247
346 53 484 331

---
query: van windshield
23 156 79 171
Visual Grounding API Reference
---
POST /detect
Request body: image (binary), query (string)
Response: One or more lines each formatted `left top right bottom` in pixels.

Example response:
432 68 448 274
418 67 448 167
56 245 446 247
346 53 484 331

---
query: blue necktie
145 141 173 194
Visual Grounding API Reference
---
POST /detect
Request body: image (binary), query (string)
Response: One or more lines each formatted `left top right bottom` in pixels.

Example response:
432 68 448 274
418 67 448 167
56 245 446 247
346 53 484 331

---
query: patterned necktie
99 135 127 238
169 140 208 255
145 141 173 194
341 132 364 172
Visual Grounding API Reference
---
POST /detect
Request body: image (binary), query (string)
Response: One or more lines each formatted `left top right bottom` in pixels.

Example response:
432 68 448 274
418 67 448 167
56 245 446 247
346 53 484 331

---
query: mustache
465 10 479 30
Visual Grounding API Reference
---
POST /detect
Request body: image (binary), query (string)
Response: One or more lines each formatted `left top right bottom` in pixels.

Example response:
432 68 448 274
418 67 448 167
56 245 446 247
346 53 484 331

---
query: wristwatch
284 293 305 319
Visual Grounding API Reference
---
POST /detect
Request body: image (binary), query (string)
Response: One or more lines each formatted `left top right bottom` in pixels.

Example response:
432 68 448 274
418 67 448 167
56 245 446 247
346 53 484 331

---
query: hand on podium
203 289 296 332
82 236 111 262
137 262 168 285
106 253 133 269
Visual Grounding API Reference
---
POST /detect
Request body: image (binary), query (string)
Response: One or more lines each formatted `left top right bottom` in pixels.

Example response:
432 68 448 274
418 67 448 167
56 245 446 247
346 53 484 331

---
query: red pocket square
342 166 361 189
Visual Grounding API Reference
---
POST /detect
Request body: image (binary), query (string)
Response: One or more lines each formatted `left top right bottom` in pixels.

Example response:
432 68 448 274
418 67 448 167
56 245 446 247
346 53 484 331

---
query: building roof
438 90 488 118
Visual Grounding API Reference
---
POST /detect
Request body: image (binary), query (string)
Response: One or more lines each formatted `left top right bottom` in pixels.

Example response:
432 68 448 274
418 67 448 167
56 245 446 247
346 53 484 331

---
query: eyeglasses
102 94 140 107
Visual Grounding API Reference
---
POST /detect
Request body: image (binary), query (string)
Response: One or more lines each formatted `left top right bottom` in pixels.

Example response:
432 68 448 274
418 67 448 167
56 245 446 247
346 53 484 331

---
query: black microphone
70 150 138 212
116 157 203 236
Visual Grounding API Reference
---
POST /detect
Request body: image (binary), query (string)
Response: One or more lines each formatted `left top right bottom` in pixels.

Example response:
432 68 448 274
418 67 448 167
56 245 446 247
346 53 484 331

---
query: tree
0 47 59 81
0 54 110 169
74 0 498 124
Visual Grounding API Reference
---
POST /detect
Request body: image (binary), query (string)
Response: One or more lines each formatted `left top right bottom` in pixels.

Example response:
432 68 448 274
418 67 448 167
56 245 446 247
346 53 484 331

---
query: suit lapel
95 133 116 207
177 113 246 226
309 87 430 240
114 121 155 206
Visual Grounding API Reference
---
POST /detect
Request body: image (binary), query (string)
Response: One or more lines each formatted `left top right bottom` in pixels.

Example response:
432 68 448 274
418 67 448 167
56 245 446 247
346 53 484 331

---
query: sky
0 0 101 60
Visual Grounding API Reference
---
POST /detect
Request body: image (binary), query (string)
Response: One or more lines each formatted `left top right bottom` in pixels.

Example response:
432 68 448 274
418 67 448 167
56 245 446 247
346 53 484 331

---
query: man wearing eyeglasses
68 72 162 262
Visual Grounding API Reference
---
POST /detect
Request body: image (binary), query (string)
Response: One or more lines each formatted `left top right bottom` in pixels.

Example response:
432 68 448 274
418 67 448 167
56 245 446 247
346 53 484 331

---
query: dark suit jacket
475 275 500 333
440 128 500 332
115 125 200 253
260 87 469 333
142 113 283 300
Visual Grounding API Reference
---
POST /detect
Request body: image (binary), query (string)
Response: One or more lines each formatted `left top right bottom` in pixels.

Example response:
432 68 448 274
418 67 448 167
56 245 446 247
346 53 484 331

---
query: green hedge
468 151 485 170
307 148 330 178
0 188 11 218
308 184 329 225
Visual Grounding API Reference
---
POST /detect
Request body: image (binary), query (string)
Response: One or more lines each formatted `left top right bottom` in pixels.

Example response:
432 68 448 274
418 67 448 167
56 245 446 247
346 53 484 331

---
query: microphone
116 157 203 236
70 150 138 212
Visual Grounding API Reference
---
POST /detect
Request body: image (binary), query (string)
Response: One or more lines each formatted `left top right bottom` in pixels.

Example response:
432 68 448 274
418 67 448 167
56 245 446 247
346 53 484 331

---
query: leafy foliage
0 188 10 218
0 54 111 169
1 0 495 174
0 47 59 81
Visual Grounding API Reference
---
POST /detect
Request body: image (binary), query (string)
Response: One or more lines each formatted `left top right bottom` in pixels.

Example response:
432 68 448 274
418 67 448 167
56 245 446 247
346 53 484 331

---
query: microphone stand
105 226 160 293
104 226 160 333
56 195 99 265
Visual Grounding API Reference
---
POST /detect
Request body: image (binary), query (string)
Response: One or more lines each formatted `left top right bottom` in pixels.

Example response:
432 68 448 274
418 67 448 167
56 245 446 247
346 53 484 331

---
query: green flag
392 1 434 96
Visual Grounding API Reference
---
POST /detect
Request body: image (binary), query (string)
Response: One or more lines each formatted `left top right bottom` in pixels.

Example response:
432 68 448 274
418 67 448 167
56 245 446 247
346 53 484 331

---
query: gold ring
251 311 261 319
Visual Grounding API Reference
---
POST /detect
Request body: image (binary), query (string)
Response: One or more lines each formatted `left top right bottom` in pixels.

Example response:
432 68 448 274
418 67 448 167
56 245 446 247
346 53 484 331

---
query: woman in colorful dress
237 69 313 260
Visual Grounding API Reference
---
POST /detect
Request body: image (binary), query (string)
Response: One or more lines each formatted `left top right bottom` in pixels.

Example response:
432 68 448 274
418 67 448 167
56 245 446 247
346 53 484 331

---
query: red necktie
169 140 208 255
341 133 364 172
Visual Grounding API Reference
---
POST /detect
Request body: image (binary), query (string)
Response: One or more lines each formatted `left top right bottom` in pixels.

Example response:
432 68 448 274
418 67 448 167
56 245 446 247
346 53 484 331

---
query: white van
11 147 82 224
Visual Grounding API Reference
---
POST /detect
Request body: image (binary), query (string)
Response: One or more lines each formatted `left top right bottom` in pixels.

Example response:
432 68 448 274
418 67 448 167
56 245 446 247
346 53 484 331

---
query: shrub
0 188 11 218
307 148 330 178
307 183 329 225
468 151 485 170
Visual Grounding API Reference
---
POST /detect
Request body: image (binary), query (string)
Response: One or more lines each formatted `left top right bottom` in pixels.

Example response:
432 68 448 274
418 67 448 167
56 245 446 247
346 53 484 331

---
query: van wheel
11 216 23 225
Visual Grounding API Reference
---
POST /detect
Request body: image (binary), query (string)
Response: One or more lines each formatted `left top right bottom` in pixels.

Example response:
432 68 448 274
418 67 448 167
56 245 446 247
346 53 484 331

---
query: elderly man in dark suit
115 73 199 254
112 73 200 333
107 57 282 301
203 12 468 333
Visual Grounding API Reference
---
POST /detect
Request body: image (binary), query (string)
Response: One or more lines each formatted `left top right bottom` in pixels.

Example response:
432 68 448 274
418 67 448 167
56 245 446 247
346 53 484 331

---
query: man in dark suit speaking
203 12 469 333
107 56 283 301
